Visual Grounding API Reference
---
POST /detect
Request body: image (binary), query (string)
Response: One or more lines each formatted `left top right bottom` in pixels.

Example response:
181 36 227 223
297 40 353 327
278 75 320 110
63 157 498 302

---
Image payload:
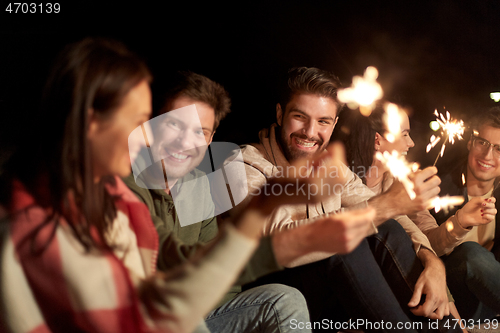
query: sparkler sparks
429 195 465 214
446 220 454 232
426 135 441 153
375 150 419 199
337 66 383 116
427 109 465 166
384 103 404 143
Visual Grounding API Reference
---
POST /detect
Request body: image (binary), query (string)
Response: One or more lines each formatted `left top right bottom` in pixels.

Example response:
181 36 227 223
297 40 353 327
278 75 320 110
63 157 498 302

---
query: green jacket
123 170 281 308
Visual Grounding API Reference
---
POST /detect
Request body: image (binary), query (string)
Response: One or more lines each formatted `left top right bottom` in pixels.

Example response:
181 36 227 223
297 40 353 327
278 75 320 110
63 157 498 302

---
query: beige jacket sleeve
242 150 378 267
377 174 435 256
394 214 436 255
408 209 469 257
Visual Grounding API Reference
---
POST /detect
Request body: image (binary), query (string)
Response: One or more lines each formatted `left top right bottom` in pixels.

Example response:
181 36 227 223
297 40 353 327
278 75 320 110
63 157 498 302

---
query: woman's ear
87 108 99 139
374 132 382 151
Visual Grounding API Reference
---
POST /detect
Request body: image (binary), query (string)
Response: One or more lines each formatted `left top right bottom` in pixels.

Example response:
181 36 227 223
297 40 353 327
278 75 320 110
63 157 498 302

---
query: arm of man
242 149 376 231
237 147 376 266
407 247 450 319
271 208 375 267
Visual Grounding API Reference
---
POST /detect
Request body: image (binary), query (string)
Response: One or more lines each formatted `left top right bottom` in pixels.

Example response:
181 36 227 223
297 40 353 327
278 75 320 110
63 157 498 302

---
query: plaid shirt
1 177 257 333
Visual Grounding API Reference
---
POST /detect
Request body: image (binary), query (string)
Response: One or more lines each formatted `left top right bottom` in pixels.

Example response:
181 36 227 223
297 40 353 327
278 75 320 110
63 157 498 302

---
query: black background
1 0 500 167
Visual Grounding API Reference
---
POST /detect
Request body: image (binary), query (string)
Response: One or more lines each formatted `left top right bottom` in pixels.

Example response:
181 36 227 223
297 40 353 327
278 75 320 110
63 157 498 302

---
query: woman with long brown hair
0 38 374 333
333 103 470 330
0 38 284 333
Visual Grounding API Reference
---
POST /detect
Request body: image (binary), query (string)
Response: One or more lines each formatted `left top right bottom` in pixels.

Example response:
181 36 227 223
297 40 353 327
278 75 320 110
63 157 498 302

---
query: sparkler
428 195 464 214
376 149 466 212
375 150 419 199
337 66 383 116
426 109 465 166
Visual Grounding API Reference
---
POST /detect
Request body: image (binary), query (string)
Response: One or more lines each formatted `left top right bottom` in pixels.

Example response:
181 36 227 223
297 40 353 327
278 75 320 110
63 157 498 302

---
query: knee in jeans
265 284 307 304
377 219 409 240
453 242 496 273
265 284 309 320
455 242 493 261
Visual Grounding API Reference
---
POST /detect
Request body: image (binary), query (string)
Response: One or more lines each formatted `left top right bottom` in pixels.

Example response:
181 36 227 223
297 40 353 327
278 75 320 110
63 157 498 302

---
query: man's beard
278 127 324 162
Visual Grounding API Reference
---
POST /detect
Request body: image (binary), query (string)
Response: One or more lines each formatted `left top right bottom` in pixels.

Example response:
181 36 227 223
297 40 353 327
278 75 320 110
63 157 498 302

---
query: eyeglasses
472 136 500 157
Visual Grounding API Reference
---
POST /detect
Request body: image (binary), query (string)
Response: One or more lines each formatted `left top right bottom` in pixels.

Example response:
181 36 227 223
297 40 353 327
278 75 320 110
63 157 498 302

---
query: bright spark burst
337 66 383 116
375 150 419 199
427 109 465 166
429 195 464 214
426 135 441 153
384 103 403 143
446 220 454 232
436 110 465 144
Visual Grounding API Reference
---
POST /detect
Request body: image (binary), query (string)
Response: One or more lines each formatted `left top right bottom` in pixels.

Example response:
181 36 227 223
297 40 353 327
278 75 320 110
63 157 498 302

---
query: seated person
123 71 375 332
231 67 461 331
0 39 374 333
430 107 500 320
332 102 469 324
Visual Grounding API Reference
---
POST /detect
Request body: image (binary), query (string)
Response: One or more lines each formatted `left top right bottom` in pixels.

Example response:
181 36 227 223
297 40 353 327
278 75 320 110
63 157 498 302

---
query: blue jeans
367 221 460 332
246 219 460 333
204 284 311 333
441 241 500 320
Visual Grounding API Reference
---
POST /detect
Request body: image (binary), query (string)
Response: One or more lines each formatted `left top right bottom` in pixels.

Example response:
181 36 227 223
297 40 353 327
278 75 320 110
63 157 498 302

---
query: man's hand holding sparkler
368 166 441 226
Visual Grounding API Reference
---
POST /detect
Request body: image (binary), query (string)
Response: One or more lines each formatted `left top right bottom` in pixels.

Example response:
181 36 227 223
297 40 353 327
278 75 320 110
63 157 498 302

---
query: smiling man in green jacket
124 71 315 333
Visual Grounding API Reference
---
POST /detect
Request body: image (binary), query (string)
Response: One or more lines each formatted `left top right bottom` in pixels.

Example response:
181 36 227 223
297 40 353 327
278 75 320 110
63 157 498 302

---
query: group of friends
0 37 499 333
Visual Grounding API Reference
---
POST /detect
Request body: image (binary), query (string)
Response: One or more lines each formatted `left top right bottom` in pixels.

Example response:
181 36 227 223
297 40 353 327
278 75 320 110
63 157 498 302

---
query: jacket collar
255 123 290 168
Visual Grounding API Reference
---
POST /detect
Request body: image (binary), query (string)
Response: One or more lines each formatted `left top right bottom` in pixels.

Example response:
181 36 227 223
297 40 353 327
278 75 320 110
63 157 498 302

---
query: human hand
408 249 449 319
457 197 496 229
292 141 349 191
234 142 348 240
309 207 375 254
386 166 441 215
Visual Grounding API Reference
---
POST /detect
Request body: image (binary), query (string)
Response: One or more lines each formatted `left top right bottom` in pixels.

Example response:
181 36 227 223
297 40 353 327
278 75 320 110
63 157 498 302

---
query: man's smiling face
277 93 338 162
153 96 215 183
467 124 500 184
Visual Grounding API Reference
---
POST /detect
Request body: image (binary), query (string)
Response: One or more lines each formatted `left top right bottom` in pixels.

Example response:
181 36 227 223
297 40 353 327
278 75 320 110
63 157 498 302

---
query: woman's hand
457 197 496 229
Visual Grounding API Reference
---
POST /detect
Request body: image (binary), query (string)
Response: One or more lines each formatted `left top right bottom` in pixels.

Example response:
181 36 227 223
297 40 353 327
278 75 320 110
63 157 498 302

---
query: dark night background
1 0 500 169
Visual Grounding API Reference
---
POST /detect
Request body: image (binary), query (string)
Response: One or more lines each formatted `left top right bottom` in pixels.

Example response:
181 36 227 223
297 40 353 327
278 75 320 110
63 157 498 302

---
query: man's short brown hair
160 71 231 131
280 67 344 116
472 106 500 132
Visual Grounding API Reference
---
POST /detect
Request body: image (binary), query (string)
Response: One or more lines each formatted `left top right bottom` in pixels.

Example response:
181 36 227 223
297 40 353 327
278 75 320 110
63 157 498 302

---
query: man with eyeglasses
431 106 500 320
